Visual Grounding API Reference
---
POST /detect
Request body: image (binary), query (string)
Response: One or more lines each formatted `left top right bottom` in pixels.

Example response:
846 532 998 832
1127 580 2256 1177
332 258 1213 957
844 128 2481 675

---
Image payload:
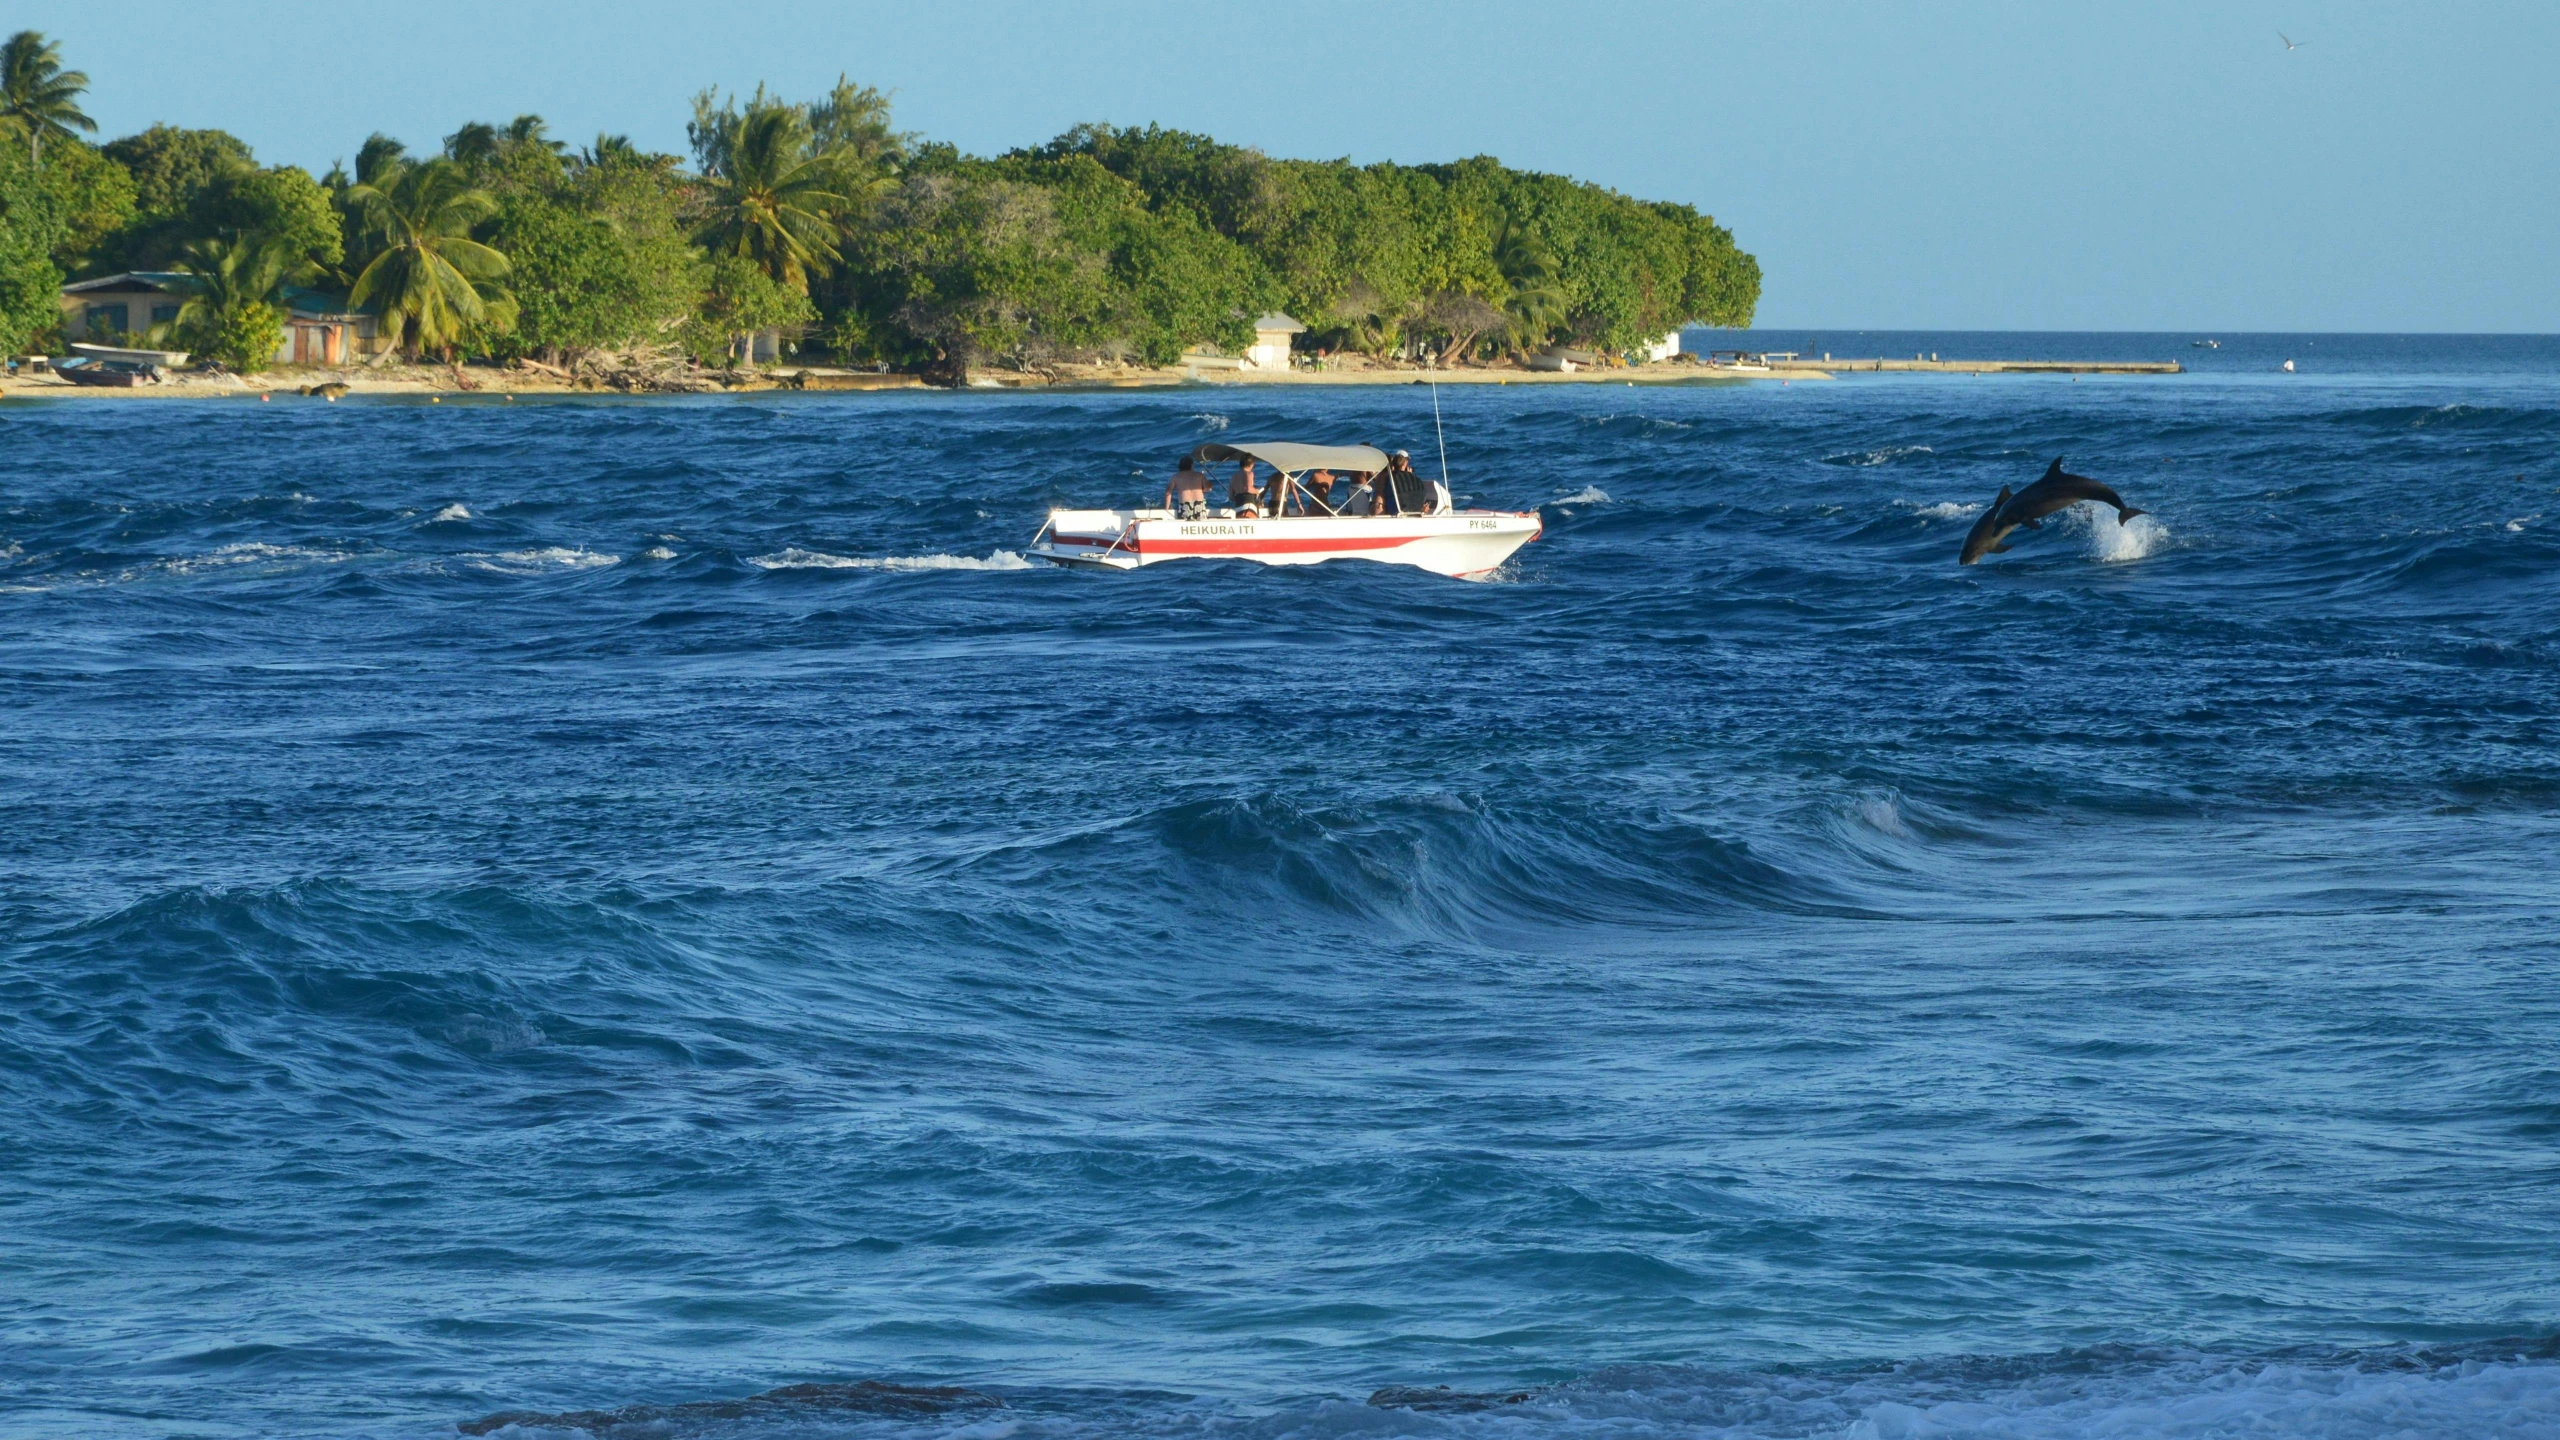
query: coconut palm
0 30 93 167
693 103 857 293
354 133 409 185
1493 222 1567 358
344 159 514 360
577 132 642 172
166 233 310 368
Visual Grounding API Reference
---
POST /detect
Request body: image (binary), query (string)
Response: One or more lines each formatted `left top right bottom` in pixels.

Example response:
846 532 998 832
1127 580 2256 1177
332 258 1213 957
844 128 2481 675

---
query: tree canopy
10 30 1758 370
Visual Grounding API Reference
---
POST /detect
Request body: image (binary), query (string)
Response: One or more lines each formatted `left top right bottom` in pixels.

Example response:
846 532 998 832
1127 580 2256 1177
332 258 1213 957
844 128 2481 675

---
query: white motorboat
1029 441 1542 580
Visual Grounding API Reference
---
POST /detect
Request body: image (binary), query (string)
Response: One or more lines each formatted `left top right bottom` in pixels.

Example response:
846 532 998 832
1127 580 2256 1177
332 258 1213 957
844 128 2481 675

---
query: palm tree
166 234 309 368
576 132 643 172
354 133 409 185
0 30 93 167
1493 222 1567 358
693 104 855 293
343 159 514 361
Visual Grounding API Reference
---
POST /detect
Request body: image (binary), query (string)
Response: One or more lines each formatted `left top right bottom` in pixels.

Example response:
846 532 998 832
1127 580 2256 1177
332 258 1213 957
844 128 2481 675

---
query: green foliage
831 123 1759 368
680 253 815 363
102 125 251 216
489 150 705 360
0 150 64 352
345 159 513 359
0 31 94 167
92 126 338 278
808 76 911 170
0 137 132 275
690 92 869 293
167 233 305 369
28 61 1756 375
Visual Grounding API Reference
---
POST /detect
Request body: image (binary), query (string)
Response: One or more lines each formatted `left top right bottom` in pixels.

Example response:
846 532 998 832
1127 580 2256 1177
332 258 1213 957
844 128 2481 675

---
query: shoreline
0 359 1829 400
1 351 2188 401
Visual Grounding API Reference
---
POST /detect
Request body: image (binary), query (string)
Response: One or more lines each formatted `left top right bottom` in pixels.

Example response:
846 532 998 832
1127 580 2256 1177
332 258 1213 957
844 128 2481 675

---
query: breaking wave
461 546 619 574
746 548 1034 571
1825 443 1936 467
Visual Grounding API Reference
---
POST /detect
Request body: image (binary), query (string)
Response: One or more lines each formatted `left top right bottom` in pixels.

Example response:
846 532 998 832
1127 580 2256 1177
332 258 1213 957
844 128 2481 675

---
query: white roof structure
1194 440 1386 474
1251 313 1306 334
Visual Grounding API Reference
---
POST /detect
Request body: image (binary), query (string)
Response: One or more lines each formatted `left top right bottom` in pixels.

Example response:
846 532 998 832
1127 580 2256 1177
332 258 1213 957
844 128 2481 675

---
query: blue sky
34 1 2560 331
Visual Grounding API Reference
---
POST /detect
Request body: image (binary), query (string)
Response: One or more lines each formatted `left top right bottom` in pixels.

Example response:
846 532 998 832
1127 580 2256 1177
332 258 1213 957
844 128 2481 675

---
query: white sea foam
1554 486 1612 505
429 503 472 522
1190 413 1231 431
1855 795 1912 837
747 548 1034 572
2083 508 2169 562
638 546 677 561
0 542 361 593
1912 501 1983 520
162 543 359 577
462 547 619 575
2509 514 2539 532
1828 443 1935 467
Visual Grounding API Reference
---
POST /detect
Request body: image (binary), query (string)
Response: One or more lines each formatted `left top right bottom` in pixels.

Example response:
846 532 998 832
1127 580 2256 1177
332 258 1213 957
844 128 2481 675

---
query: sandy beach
0 355 1810 400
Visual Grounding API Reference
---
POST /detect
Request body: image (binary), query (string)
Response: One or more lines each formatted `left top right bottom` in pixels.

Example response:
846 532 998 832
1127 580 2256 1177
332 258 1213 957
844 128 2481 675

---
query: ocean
3 333 2555 1439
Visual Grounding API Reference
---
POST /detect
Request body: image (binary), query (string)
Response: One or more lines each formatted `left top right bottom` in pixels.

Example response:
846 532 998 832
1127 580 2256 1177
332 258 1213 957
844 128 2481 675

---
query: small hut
1243 313 1305 372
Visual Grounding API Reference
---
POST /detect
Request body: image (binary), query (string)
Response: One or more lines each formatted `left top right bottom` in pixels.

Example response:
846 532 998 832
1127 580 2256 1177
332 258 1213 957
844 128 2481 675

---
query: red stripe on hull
1137 534 1429 556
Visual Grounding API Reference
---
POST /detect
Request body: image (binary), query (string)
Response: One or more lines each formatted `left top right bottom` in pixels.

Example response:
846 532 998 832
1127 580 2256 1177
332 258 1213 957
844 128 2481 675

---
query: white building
1243 313 1304 371
1641 331 1683 363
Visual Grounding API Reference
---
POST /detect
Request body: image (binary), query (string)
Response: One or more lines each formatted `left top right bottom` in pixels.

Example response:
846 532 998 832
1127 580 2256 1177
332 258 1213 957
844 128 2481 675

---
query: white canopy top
1194 440 1387 475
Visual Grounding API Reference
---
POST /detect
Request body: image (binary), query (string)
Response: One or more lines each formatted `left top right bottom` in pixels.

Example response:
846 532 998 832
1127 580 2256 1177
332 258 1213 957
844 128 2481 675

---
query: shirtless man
1163 455 1208 519
1228 460 1265 517
1303 469 1337 514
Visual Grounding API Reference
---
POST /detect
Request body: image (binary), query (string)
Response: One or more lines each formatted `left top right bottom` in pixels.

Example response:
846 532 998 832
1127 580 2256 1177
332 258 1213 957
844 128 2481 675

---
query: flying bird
2279 31 2305 50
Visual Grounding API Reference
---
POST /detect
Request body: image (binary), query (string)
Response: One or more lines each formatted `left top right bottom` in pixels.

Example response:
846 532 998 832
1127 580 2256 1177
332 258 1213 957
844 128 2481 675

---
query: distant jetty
1761 355 2182 375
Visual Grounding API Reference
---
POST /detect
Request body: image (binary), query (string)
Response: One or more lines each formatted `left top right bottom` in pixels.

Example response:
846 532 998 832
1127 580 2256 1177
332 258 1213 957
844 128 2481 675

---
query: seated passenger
1163 455 1208 519
1383 450 1433 515
1229 460 1265 517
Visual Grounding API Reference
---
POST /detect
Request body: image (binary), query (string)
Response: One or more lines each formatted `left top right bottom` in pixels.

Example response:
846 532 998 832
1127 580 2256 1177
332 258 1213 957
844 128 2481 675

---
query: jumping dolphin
1958 458 2147 564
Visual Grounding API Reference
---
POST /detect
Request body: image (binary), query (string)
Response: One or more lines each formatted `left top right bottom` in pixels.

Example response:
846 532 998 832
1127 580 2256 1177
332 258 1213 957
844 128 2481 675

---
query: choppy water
4 335 2557 1439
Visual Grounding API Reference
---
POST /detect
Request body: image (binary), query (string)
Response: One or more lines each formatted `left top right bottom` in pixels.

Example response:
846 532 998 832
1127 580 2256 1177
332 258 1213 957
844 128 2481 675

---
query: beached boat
1029 440 1542 580
52 356 158 388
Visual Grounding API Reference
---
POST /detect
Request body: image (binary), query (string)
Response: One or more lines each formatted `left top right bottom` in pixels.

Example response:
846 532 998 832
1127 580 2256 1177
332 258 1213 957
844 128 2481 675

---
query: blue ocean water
3 334 2557 1440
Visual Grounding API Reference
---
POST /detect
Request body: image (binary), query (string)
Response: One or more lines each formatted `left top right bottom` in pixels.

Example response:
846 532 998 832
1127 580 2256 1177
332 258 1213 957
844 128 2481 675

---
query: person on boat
1301 469 1338 514
1229 459 1265 517
1163 455 1209 519
1381 450 1430 515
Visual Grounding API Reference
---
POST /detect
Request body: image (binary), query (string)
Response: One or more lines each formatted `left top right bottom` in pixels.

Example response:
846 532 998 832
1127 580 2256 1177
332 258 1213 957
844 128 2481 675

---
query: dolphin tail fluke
2119 506 2147 523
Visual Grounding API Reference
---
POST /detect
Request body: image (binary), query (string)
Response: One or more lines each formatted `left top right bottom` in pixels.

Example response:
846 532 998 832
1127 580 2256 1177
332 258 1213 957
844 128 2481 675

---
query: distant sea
4 333 2556 1439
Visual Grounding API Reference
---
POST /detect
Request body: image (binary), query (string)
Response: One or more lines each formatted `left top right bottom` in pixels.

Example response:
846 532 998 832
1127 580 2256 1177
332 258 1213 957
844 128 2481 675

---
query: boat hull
1031 508 1541 580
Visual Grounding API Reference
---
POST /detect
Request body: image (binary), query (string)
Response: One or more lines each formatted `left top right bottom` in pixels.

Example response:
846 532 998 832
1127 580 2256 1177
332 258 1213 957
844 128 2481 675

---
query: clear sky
31 0 2560 332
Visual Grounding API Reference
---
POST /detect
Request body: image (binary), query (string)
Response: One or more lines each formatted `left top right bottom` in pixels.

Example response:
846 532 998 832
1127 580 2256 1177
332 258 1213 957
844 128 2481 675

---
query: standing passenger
1164 455 1208 519
1229 459 1265 517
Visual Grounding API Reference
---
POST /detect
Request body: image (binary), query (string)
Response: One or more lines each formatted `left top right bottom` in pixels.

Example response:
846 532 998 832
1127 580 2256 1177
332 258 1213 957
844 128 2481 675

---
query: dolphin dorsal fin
2044 458 2065 480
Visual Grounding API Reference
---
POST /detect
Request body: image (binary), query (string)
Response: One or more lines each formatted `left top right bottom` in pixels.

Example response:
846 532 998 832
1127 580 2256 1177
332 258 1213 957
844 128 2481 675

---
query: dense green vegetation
0 31 1757 373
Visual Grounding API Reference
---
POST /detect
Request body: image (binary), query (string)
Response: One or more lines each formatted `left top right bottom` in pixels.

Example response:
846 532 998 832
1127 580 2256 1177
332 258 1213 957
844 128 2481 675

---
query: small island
0 29 1761 395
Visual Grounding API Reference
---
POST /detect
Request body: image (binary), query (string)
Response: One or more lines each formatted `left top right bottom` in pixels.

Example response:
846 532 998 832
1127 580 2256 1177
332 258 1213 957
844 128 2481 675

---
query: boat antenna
1429 362 1450 488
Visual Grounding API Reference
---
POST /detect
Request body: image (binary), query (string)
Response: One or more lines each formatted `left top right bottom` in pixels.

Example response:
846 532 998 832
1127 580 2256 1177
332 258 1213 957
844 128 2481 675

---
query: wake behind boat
1028 440 1542 580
